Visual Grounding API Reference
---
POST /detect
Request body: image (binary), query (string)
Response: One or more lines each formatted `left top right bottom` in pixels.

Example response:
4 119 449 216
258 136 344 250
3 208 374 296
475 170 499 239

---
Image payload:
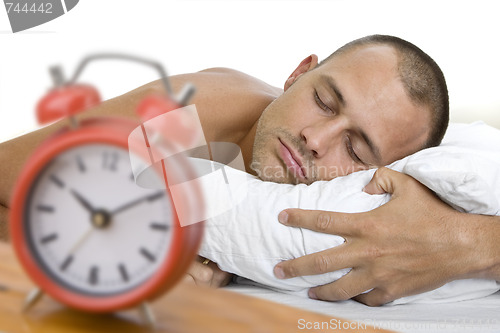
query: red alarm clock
9 54 204 323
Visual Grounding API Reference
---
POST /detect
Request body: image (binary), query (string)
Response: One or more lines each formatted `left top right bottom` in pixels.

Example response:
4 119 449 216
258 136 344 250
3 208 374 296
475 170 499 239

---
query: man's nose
301 118 345 158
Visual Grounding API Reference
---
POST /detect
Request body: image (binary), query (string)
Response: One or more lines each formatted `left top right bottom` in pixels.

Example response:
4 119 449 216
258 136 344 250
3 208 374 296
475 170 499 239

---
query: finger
353 288 395 307
308 269 375 302
363 167 412 195
182 274 196 285
278 208 363 237
211 268 233 288
207 262 233 288
274 244 360 279
188 261 214 286
196 256 210 264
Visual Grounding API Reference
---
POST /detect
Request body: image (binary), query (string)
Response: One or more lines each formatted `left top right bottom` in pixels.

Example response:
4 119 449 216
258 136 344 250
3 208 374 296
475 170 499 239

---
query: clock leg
139 302 157 329
22 287 44 312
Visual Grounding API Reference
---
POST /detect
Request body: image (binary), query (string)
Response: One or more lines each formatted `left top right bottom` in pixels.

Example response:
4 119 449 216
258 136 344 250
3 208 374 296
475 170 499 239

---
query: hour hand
70 189 96 213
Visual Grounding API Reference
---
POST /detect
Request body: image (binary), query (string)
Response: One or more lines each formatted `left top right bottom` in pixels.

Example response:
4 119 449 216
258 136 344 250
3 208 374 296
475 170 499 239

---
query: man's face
251 45 431 184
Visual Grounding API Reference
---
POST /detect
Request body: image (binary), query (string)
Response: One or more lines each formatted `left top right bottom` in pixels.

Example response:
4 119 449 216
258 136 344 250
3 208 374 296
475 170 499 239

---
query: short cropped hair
321 35 449 149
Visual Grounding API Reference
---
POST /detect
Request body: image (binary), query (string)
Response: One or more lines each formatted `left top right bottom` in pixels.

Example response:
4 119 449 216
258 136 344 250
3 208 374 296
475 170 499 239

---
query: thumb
363 167 403 195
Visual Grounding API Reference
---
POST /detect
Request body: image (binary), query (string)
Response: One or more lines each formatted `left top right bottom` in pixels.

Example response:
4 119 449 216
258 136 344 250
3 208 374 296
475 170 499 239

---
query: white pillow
198 122 500 304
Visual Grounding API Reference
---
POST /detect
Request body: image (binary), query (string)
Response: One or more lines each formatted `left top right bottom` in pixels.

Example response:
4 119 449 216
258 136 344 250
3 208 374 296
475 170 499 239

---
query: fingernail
278 210 288 225
308 289 318 300
274 265 285 279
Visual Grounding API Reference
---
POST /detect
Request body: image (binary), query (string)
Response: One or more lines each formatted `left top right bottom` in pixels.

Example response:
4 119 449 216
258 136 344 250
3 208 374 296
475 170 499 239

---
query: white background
0 0 499 142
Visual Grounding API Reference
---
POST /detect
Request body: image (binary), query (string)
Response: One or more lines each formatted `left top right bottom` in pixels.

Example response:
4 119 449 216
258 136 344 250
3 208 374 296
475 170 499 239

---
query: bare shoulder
180 67 282 103
101 67 282 143
196 67 282 94
169 67 283 143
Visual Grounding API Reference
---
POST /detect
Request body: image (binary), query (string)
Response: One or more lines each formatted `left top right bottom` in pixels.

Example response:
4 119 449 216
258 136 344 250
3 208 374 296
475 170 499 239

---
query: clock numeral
37 205 55 213
49 174 65 188
118 263 129 282
89 266 99 285
40 233 58 244
102 151 119 171
60 255 74 271
76 155 86 173
150 222 170 232
139 247 156 263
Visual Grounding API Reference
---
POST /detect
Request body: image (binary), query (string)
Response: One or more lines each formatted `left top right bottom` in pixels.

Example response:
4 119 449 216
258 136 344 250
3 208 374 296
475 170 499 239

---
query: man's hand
184 256 233 288
273 167 476 306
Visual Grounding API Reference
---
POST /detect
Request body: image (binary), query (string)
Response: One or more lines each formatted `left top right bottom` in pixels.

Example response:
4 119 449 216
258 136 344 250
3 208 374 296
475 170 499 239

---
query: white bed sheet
224 283 500 333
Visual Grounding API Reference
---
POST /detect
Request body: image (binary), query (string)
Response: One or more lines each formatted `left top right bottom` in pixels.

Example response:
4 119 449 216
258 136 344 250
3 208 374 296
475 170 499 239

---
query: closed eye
314 90 333 114
346 136 365 165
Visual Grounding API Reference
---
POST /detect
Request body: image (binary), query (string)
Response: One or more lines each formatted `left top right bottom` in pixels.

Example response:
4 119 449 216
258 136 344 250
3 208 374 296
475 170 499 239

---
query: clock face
25 143 173 296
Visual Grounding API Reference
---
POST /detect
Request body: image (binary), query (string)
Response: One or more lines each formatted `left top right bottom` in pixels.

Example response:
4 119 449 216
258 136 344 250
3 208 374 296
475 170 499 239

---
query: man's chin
255 168 304 185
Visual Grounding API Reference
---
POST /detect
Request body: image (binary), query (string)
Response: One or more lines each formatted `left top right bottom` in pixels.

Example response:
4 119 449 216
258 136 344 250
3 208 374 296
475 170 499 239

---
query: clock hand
110 191 165 216
67 226 94 256
70 189 96 213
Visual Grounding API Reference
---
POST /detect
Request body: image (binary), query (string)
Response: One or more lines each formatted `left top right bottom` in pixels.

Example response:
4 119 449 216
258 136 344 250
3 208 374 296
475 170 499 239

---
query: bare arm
464 213 500 281
274 168 500 306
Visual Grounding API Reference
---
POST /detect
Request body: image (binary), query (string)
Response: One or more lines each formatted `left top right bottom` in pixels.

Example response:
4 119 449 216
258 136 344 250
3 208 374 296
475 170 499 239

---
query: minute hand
110 191 165 216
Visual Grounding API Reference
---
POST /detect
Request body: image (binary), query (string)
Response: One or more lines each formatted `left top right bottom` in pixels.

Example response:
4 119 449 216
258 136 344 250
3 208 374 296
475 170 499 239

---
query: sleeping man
1 35 499 306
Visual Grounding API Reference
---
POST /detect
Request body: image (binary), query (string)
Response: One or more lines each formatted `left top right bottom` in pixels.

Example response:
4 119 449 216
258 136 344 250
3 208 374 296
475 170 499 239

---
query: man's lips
278 138 307 181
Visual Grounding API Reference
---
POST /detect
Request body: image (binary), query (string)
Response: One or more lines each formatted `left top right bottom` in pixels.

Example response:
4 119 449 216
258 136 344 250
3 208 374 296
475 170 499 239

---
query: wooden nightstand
0 242 394 333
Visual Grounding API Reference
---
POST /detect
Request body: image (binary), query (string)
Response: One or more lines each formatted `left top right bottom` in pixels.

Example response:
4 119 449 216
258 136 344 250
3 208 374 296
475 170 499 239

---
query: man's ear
284 54 319 91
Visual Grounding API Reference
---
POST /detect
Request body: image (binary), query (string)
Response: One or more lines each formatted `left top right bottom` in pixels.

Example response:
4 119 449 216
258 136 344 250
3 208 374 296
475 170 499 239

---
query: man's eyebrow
359 129 382 164
321 75 346 107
